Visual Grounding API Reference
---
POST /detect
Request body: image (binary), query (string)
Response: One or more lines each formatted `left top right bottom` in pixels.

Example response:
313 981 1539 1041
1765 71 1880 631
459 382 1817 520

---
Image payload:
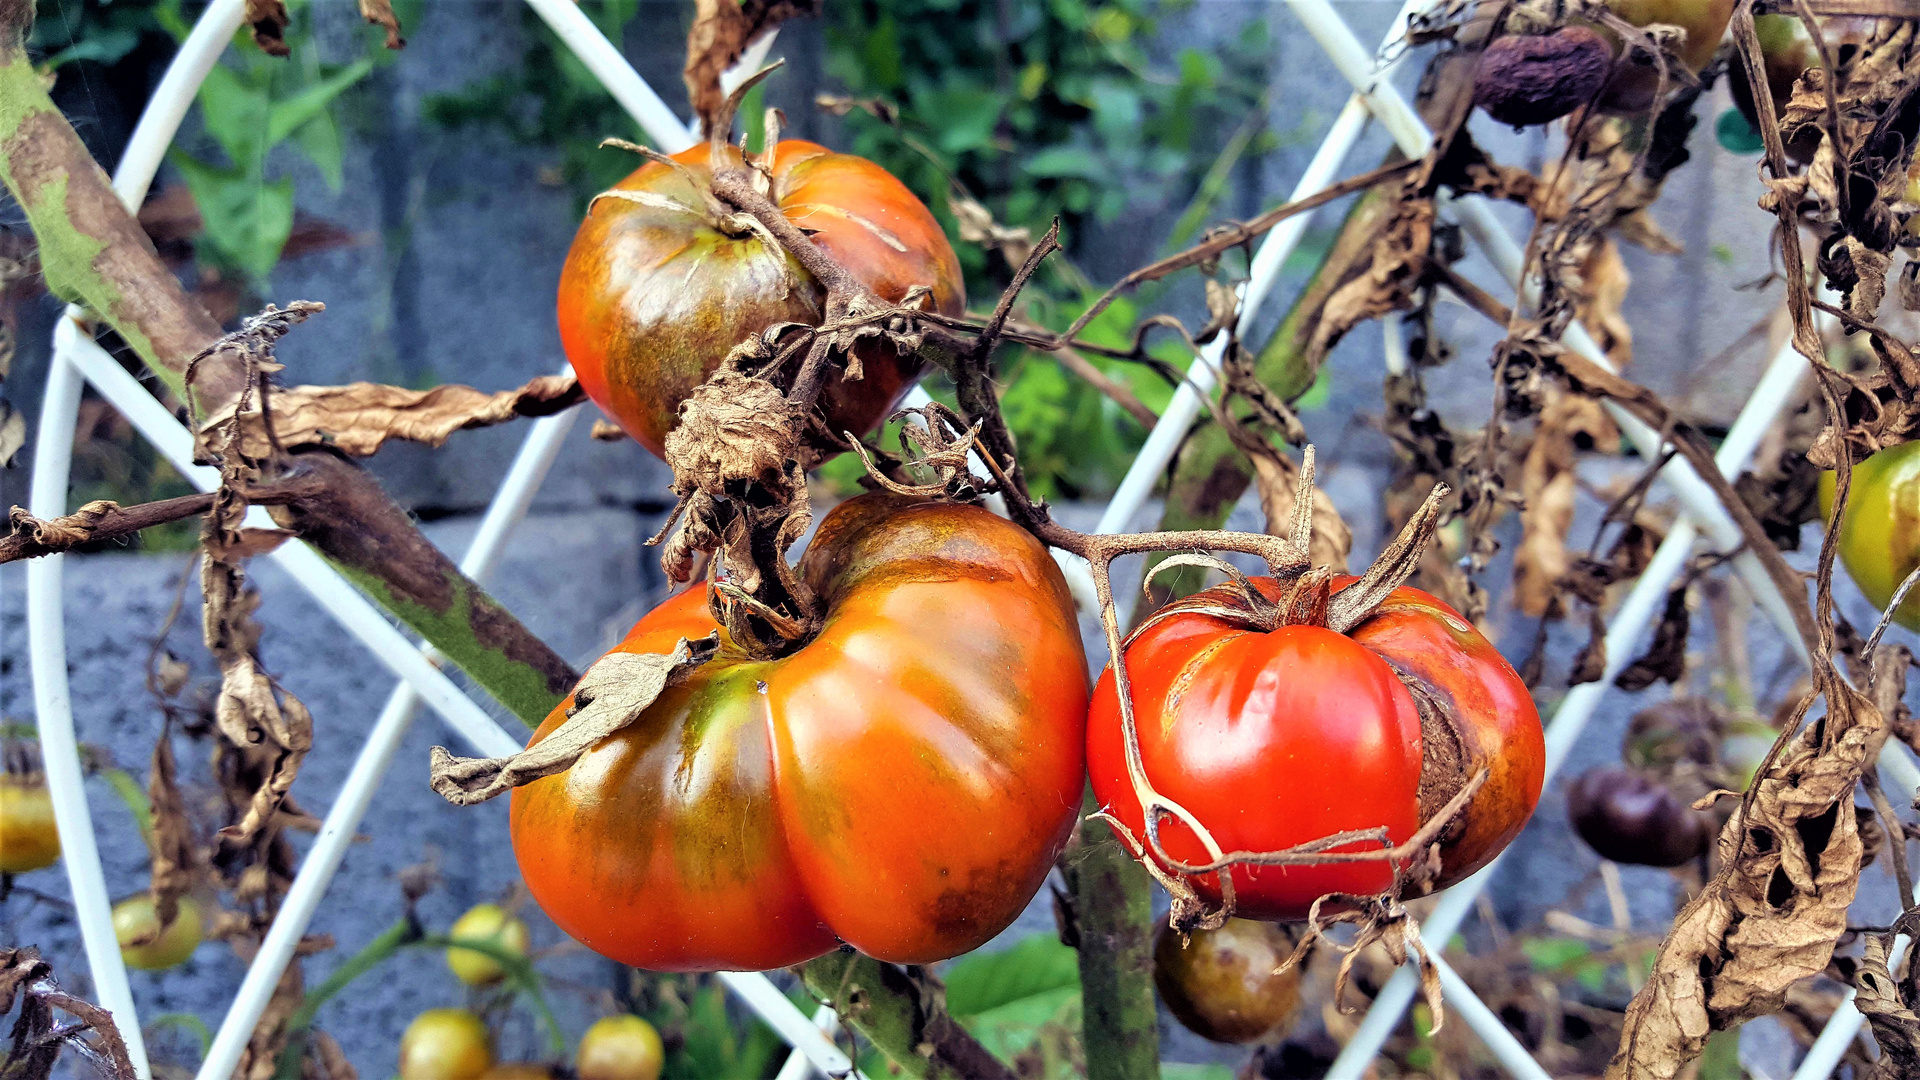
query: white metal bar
28 338 151 1077
776 1005 852 1080
113 0 249 209
717 972 855 1078
194 386 581 1080
522 0 697 153
1431 953 1554 1080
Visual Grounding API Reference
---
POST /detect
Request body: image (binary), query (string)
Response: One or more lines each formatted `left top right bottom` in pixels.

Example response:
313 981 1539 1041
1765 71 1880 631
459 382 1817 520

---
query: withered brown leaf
202 374 584 460
429 636 717 805
683 0 820 136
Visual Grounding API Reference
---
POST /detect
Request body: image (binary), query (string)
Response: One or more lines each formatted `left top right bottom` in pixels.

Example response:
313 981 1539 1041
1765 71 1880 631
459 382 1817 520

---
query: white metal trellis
21 1 1913 1079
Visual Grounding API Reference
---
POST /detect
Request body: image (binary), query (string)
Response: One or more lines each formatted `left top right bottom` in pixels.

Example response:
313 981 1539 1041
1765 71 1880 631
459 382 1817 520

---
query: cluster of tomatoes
398 903 663 1080
525 135 1550 988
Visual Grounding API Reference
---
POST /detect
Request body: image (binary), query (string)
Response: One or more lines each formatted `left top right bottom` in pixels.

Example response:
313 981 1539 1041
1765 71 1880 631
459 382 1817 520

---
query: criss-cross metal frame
23 2 1915 1077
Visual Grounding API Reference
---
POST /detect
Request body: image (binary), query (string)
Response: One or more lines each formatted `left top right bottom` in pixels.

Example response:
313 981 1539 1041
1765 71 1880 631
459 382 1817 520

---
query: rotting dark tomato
1566 766 1717 868
511 493 1088 971
1153 918 1303 1044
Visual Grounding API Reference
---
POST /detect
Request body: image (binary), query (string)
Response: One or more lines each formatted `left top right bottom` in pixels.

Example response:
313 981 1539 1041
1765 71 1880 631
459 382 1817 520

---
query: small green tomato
445 902 531 986
113 894 204 971
399 1008 494 1080
576 1015 665 1080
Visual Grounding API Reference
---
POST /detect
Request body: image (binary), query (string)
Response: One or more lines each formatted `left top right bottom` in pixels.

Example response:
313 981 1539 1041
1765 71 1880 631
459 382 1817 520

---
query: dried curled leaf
1608 680 1886 1078
201 374 585 460
1514 393 1615 617
144 728 199 936
683 0 820 135
664 371 802 498
429 636 717 806
1853 932 1920 1079
0 947 138 1079
358 0 403 49
245 0 290 56
1251 453 1351 572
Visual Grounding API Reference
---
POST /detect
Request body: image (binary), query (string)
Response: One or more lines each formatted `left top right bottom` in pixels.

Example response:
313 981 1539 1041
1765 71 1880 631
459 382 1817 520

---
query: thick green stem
797 952 1016 1080
0 1 241 404
266 450 574 727
1144 184 1396 603
1062 793 1160 1080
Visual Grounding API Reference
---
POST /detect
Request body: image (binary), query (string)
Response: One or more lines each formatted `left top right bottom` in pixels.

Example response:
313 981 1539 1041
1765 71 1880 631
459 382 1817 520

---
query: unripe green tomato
1152 919 1302 1044
0 776 60 873
113 894 204 971
576 1015 665 1080
446 903 531 986
1819 442 1920 632
400 1008 494 1080
1606 0 1736 72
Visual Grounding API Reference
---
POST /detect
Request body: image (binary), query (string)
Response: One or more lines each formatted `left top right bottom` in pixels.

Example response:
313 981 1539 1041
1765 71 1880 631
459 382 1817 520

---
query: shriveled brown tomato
557 140 964 459
511 493 1088 971
1153 919 1302 1044
0 775 60 874
1567 766 1716 867
1087 575 1542 920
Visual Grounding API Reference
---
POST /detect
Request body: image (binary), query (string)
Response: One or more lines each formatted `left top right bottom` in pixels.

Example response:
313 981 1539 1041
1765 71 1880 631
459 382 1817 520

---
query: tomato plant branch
796 953 1017 1080
0 476 325 564
0 0 243 408
1062 155 1422 342
1058 795 1162 1080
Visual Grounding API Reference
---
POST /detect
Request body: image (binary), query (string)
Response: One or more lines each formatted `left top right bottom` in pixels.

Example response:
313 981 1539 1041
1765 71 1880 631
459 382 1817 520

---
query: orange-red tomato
1087 577 1542 920
511 494 1088 971
557 140 965 459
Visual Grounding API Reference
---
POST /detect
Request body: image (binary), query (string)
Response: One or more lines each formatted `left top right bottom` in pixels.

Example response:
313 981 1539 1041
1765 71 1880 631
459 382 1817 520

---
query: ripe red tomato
511 494 1088 971
1086 576 1542 920
557 140 965 459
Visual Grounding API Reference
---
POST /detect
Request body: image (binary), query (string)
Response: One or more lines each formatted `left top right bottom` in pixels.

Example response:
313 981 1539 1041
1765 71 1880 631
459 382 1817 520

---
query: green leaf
944 934 1082 1016
291 108 346 191
924 88 1007 154
146 1012 212 1055
1023 146 1105 181
1520 937 1594 972
96 765 154 848
41 27 142 70
266 58 374 146
172 154 295 282
197 63 272 168
1163 1066 1237 1080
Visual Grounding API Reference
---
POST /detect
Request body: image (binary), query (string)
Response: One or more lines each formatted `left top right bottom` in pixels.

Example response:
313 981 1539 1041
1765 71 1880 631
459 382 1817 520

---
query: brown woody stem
0 478 324 564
